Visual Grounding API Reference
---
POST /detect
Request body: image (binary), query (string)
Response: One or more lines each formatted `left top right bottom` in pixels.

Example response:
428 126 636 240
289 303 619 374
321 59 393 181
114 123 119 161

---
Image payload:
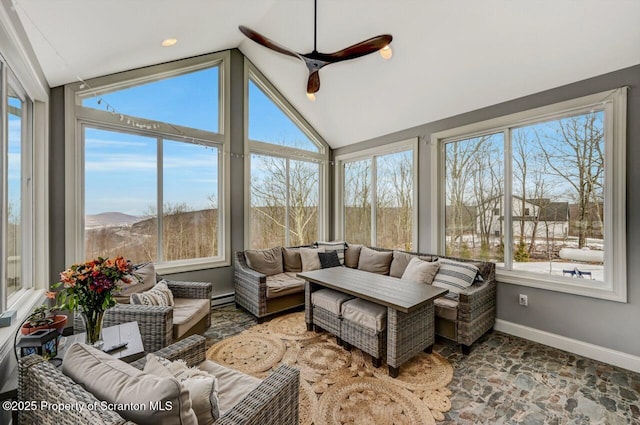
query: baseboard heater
211 293 235 307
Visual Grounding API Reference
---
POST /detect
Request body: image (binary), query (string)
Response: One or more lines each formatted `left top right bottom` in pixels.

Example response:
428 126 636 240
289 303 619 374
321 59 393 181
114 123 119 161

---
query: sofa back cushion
314 241 347 264
245 246 284 276
389 251 416 277
282 247 302 273
113 262 158 304
401 257 440 284
357 247 393 275
62 343 197 425
432 259 479 294
344 244 363 268
300 247 325 271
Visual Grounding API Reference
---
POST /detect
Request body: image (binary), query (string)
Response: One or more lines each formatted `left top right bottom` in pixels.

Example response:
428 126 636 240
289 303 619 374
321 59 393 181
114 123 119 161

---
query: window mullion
371 156 377 247
157 138 163 262
285 158 290 247
503 128 513 270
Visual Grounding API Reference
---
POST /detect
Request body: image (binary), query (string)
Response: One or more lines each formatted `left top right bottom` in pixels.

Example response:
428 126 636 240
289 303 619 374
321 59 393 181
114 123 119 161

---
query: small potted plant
21 304 67 335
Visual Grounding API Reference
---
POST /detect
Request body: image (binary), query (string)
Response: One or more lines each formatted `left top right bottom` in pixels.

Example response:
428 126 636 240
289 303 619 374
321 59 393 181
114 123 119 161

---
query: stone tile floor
205 304 640 424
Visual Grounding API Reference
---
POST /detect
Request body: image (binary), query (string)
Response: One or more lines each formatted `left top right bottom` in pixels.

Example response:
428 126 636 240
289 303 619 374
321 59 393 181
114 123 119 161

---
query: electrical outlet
519 294 528 306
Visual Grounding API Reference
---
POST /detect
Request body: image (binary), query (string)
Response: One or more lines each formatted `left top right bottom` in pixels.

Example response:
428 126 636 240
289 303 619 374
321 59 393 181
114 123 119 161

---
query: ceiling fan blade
307 70 320 94
239 25 302 61
324 34 393 62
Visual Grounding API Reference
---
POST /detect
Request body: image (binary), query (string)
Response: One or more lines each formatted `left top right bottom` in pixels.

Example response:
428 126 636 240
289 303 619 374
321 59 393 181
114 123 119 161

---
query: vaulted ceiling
13 0 640 148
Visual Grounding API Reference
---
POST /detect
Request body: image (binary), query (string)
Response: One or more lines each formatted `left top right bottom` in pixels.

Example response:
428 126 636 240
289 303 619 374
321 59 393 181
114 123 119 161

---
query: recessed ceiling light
161 38 178 47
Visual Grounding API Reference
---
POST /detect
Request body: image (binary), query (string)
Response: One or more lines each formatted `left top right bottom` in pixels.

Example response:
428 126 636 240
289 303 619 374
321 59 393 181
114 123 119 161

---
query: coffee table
298 267 447 377
59 321 145 363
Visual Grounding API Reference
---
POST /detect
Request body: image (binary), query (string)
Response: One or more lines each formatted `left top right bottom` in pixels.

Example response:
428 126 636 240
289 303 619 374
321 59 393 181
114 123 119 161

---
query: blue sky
83 65 316 216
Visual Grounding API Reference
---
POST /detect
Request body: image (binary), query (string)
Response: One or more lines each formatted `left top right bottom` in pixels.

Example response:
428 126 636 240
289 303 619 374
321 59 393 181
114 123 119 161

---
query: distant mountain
86 212 141 228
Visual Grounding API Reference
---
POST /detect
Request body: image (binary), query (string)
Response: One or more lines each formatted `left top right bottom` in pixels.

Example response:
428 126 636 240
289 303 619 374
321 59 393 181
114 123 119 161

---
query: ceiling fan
239 0 392 100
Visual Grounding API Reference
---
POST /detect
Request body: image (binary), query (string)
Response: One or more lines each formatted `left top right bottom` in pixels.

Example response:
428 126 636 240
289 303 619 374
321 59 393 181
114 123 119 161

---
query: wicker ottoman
311 289 354 340
340 298 387 367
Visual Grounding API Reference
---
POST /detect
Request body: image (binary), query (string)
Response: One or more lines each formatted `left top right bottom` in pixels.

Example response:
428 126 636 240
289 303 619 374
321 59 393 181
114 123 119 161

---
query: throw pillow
357 246 393 275
244 246 284 276
300 247 325 271
401 257 440 285
144 354 220 424
318 251 341 268
344 244 362 268
314 241 347 264
113 262 157 304
282 247 302 273
389 251 416 278
130 280 174 306
432 259 479 294
62 343 197 425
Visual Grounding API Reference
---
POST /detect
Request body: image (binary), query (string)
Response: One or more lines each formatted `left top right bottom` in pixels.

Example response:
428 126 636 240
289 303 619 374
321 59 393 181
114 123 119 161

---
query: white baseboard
494 319 640 373
211 293 234 307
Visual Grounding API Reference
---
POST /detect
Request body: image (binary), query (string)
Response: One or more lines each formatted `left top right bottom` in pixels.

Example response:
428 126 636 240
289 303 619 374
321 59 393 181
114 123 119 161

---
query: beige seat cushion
198 359 262 417
266 272 305 299
311 289 354 315
114 262 158 304
173 298 211 339
357 247 393 275
341 298 387 332
434 297 459 321
282 247 302 272
245 246 284 276
62 343 197 425
401 257 440 285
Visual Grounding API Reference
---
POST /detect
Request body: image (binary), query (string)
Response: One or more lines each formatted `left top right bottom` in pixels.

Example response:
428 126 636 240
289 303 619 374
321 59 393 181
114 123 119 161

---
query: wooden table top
298 267 448 313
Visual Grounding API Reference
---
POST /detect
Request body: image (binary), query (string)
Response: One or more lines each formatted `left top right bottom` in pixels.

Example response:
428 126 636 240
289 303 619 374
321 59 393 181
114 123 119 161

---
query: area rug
206 312 454 425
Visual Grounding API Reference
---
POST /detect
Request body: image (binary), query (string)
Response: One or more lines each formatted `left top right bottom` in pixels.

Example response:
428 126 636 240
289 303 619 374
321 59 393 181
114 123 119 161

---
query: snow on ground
497 261 604 281
558 247 604 262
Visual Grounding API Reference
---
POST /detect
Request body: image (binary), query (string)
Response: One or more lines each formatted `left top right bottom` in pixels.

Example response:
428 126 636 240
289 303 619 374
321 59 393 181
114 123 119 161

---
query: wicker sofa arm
216 364 300 425
18 355 135 425
458 278 496 321
104 304 173 353
165 280 212 299
130 335 207 370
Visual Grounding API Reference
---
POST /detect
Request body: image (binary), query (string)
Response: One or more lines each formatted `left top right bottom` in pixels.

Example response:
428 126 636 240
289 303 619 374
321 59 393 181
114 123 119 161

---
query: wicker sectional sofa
234 244 496 352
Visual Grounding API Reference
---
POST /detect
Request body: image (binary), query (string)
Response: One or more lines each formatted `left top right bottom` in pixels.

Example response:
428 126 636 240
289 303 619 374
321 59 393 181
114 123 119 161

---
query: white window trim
334 138 418 248
244 59 330 247
431 88 627 302
0 1 49 351
64 52 231 274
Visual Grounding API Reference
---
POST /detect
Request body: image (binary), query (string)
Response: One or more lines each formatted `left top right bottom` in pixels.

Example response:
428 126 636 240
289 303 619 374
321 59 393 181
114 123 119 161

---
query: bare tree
344 160 372 245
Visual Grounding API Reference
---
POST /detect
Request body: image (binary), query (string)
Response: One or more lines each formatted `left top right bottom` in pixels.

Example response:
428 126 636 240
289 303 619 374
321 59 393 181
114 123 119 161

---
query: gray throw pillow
389 251 416 278
357 247 393 275
344 244 363 268
401 257 440 285
282 247 302 273
245 246 284 276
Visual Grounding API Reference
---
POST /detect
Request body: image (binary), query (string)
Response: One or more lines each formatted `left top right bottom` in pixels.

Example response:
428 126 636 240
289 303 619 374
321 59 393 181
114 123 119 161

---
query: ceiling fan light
306 92 316 102
380 45 392 60
161 38 178 47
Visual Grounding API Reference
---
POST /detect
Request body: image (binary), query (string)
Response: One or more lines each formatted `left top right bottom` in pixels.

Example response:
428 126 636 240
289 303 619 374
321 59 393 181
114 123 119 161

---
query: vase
79 309 105 348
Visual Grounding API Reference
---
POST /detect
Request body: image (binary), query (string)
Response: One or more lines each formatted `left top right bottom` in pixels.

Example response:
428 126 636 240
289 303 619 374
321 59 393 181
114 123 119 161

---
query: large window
3 72 33 304
246 65 328 249
433 88 627 301
66 53 230 273
337 140 417 250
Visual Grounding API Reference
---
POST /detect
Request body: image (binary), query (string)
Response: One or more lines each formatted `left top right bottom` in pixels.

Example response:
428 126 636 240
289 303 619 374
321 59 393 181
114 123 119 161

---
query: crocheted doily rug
207 311 453 425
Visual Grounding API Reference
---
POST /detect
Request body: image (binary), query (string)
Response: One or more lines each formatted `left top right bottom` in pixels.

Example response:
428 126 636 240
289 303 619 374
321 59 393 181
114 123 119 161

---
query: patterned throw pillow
432 259 479 294
314 241 347 264
318 251 341 268
144 354 220 424
130 280 174 306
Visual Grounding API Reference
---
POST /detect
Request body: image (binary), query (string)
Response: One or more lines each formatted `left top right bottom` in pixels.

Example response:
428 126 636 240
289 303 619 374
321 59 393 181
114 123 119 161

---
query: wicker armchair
18 335 300 425
75 280 213 353
234 251 305 322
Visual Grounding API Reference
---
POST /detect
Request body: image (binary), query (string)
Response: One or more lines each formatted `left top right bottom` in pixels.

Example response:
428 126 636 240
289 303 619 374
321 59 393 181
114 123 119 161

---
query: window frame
431 88 627 302
65 52 231 274
244 60 330 247
334 138 418 249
